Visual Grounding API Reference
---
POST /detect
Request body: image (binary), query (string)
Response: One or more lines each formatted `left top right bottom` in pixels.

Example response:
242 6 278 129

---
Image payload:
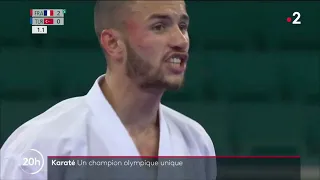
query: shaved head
96 0 189 90
94 0 133 38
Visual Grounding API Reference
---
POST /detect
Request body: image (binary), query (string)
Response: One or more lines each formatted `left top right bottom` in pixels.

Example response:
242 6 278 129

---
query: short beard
125 42 184 91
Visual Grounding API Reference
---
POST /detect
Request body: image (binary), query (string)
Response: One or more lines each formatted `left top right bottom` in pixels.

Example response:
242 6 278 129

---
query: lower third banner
47 156 300 180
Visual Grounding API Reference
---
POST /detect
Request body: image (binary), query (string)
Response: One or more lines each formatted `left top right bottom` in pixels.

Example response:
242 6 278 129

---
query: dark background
0 1 319 178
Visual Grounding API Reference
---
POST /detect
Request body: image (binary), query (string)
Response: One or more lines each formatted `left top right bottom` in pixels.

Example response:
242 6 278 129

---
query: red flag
44 18 54 25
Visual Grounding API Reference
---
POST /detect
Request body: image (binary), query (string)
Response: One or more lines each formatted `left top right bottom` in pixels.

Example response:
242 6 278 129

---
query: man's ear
100 29 123 57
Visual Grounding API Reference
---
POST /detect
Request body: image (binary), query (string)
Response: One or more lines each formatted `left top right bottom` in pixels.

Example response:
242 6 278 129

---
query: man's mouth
169 57 182 64
166 53 189 74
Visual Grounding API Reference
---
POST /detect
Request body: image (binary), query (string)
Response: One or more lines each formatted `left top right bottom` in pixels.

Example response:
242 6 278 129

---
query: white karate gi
1 75 216 180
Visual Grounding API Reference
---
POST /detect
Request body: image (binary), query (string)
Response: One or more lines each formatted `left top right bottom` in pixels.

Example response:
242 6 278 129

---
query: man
1 0 215 179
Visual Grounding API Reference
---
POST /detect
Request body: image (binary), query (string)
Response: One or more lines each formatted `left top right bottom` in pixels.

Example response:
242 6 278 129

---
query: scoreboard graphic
30 9 66 34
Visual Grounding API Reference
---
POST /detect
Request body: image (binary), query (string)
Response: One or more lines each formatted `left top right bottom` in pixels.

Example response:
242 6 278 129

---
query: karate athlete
1 0 216 179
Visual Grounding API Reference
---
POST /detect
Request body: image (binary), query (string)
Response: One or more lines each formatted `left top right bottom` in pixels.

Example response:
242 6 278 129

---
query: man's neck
101 72 163 135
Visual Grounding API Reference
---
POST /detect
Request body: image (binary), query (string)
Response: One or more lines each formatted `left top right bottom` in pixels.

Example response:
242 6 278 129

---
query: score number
32 26 47 34
292 12 301 25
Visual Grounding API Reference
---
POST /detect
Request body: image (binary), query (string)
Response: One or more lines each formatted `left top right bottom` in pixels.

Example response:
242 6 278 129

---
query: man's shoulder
161 104 207 133
12 96 90 135
161 104 215 155
1 96 89 157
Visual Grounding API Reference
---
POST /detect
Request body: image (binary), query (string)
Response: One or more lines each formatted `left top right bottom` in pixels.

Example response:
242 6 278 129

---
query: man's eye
152 24 165 32
179 23 188 31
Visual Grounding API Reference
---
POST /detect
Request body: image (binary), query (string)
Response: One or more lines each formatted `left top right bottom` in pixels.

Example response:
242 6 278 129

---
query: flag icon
44 10 54 16
44 18 54 24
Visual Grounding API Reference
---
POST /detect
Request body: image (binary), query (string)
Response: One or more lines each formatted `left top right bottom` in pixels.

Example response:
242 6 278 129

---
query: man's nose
169 26 189 51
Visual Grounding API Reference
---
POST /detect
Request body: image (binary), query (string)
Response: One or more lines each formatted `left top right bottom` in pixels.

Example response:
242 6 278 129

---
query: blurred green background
0 1 319 176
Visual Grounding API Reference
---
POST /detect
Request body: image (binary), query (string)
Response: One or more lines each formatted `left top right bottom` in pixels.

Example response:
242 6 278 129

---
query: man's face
123 0 189 90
